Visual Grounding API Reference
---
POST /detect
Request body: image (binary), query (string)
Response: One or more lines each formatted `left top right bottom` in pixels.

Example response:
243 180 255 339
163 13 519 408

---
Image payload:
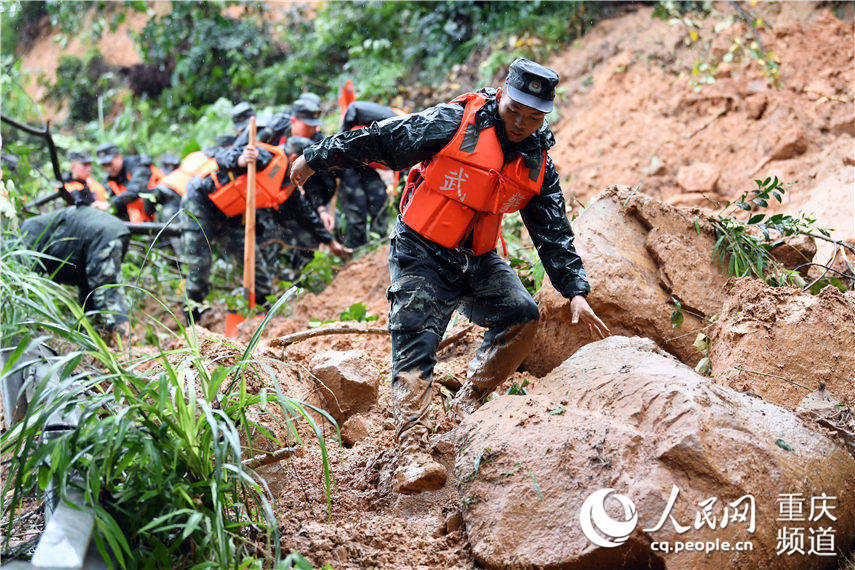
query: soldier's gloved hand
570 295 610 340
93 200 109 211
318 208 335 232
237 145 259 167
327 240 352 260
290 155 315 187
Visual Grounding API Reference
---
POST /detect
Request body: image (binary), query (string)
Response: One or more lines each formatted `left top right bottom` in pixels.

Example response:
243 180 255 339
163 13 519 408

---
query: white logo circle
579 488 638 548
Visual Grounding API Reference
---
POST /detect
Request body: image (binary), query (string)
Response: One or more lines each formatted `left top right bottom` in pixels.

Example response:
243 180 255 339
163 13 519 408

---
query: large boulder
525 185 729 376
308 349 380 423
709 278 855 410
456 336 855 569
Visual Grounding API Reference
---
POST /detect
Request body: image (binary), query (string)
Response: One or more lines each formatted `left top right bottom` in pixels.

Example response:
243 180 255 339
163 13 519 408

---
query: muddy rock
768 233 817 277
676 162 720 193
525 185 729 376
340 413 372 447
308 349 380 423
743 93 768 120
829 113 855 137
765 123 809 161
709 278 855 410
457 336 855 569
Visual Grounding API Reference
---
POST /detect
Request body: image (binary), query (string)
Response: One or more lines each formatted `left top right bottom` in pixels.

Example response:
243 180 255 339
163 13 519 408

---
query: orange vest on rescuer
108 172 154 223
147 164 165 190
401 92 546 255
207 142 292 217
160 151 218 196
64 178 109 202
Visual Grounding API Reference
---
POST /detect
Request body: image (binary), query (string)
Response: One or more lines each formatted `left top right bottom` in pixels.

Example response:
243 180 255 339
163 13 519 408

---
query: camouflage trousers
387 220 539 444
180 190 272 305
80 236 130 331
337 166 389 249
258 209 319 280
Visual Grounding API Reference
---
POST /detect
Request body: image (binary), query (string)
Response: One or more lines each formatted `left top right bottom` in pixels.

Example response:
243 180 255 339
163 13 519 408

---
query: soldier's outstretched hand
327 239 352 260
290 155 315 187
570 295 610 340
237 145 258 167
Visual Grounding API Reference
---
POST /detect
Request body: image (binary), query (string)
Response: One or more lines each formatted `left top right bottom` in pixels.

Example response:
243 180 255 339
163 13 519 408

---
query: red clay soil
547 3 854 248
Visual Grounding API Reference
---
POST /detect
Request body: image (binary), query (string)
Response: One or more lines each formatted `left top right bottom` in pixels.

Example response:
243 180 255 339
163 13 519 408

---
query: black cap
160 153 180 170
292 99 321 127
95 142 121 166
231 101 255 132
504 58 559 113
68 150 92 163
296 92 321 107
284 136 314 156
216 133 237 148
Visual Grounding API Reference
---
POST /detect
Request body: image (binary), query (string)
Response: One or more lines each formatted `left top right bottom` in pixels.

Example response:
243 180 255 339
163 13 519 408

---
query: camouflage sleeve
519 157 590 299
303 102 464 172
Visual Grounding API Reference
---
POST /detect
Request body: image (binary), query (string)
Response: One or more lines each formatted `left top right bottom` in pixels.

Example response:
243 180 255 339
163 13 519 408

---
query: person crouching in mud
290 58 610 494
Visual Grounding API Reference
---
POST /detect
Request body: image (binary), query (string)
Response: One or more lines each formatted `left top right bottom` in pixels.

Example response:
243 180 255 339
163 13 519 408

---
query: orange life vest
108 171 153 223
400 92 546 255
147 164 165 190
160 151 218 196
207 142 293 217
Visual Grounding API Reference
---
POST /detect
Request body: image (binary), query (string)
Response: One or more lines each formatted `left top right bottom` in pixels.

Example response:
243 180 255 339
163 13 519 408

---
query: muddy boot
449 320 538 418
391 370 447 494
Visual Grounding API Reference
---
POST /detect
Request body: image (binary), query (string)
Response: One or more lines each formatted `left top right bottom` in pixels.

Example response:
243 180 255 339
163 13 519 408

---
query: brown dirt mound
547 4 854 247
710 277 855 410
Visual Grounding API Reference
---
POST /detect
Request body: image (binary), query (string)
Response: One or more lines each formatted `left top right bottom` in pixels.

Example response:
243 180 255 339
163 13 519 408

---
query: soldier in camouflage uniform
181 137 347 319
257 137 337 280
20 206 130 335
291 59 610 494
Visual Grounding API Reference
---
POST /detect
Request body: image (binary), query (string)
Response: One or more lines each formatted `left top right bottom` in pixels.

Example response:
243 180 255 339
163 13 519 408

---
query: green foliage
693 332 711 376
308 301 379 328
711 176 839 291
297 250 343 294
263 0 607 103
46 49 120 122
137 2 281 110
507 378 529 395
669 297 684 329
0 230 335 567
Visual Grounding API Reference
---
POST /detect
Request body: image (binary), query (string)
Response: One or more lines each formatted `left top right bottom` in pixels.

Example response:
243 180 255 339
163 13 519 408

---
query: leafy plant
710 176 837 289
693 332 711 376
0 229 334 567
308 301 378 328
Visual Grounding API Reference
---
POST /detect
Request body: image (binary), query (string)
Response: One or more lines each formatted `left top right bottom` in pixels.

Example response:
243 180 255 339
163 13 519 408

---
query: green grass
0 230 335 568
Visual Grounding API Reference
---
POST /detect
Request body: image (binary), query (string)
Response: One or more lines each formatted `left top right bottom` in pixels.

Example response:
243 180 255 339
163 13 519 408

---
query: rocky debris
709 278 855 410
743 93 768 120
457 336 855 569
308 349 379 423
797 389 855 457
340 413 372 447
525 185 729 376
764 123 809 161
768 233 817 277
828 112 855 137
676 162 720 193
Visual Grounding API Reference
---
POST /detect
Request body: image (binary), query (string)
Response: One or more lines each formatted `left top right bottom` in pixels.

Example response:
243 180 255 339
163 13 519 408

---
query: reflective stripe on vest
401 92 545 255
161 151 218 196
207 142 293 217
